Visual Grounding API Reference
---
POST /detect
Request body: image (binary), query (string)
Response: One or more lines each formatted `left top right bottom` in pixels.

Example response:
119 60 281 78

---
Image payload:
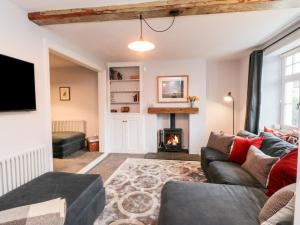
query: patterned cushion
0 198 66 225
242 146 279 188
259 183 296 224
207 131 234 154
264 127 299 146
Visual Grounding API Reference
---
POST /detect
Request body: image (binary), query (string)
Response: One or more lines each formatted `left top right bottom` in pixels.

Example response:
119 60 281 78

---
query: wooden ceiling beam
28 0 300 26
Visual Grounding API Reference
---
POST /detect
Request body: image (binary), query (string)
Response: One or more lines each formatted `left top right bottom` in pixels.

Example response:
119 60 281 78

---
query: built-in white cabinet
109 115 144 153
107 63 145 153
107 63 144 153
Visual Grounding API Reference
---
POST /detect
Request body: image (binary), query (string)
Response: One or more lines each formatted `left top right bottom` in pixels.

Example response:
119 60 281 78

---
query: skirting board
77 153 108 174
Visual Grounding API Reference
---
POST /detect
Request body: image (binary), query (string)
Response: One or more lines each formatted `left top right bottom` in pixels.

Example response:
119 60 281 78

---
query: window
282 48 300 128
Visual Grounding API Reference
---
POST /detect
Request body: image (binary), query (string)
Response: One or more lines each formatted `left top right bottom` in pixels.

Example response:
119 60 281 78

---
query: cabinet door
125 117 142 153
110 117 125 153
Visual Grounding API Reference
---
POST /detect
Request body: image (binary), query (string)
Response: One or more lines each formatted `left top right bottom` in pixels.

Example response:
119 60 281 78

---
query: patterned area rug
94 158 206 225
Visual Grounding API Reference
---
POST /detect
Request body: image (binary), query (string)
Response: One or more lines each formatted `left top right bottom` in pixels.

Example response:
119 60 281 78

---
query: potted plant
188 96 199 108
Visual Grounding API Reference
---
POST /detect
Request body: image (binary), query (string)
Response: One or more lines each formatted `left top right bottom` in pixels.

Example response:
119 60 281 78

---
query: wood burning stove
158 113 183 152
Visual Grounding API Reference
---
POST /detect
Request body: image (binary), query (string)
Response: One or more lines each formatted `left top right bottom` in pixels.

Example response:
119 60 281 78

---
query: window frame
280 47 300 129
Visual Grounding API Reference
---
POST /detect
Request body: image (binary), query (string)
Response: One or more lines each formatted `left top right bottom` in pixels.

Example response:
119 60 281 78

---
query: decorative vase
190 101 194 108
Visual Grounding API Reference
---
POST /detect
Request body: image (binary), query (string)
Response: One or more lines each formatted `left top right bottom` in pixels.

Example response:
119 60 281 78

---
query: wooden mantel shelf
148 107 199 114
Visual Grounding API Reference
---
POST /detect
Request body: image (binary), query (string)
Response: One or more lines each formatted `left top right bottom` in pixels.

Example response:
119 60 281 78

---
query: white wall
141 59 206 154
50 67 99 137
138 59 246 153
0 0 103 158
259 56 282 129
206 60 242 136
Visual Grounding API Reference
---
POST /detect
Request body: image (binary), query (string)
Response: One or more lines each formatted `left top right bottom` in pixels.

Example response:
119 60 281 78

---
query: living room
0 0 299 225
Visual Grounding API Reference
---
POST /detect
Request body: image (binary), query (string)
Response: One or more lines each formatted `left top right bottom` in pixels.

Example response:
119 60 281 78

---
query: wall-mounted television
0 54 36 111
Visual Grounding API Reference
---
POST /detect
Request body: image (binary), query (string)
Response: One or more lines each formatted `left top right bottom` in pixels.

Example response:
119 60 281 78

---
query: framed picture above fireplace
157 75 189 103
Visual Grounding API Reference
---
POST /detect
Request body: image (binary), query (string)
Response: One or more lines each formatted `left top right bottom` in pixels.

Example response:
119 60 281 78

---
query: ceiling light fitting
128 10 179 52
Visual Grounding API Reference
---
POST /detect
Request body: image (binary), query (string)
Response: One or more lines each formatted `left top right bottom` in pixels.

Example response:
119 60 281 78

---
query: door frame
43 39 108 172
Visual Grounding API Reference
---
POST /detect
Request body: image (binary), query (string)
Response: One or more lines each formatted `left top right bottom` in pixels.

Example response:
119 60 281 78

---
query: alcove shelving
109 66 141 113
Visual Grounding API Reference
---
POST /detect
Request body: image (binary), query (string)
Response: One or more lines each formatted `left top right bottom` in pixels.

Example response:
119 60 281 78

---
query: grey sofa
202 130 295 187
158 181 267 225
0 172 105 225
158 130 296 225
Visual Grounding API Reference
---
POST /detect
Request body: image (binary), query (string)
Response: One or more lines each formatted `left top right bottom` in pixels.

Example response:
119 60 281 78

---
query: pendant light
128 15 155 52
128 11 179 52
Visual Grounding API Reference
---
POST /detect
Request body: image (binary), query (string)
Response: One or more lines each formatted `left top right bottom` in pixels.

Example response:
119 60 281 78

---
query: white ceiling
10 1 300 62
11 0 158 11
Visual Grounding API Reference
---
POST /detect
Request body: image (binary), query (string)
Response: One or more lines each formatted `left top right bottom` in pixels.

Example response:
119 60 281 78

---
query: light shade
128 37 155 52
224 92 233 102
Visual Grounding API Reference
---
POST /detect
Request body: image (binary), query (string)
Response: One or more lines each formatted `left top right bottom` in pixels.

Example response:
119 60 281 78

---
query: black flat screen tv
0 54 36 111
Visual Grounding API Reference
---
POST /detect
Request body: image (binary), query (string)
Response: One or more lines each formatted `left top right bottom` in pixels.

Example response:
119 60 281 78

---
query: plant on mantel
188 96 199 108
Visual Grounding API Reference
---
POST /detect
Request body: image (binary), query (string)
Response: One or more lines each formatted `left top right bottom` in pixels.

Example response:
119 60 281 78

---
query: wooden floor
88 152 200 182
53 150 102 173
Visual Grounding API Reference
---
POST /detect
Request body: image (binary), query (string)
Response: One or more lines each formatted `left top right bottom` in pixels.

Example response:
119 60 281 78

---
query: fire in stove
159 128 182 151
166 134 180 146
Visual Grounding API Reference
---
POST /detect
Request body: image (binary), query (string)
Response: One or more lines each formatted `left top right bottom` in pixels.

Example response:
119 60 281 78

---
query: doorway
49 52 102 173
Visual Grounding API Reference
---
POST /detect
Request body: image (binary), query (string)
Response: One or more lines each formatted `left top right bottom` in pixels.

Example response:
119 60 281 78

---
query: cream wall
50 67 99 137
206 60 242 136
141 59 207 154
238 57 250 131
0 0 103 157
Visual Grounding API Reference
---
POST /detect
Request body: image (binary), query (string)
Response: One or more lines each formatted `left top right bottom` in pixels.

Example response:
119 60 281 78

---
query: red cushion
228 136 264 164
267 149 298 196
264 126 274 133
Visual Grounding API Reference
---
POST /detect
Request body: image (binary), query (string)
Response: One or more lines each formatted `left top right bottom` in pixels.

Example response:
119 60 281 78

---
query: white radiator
0 145 50 197
52 120 86 133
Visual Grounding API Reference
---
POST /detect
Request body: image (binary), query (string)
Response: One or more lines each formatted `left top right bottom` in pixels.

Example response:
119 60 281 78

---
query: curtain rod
262 26 300 52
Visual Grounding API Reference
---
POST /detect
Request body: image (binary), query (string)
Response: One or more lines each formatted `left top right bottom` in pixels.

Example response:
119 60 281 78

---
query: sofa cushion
267 149 298 197
207 131 234 154
228 136 264 164
237 130 258 138
242 146 279 188
260 183 296 224
260 132 295 157
0 172 104 225
158 181 267 225
200 147 228 175
207 161 263 188
52 132 85 145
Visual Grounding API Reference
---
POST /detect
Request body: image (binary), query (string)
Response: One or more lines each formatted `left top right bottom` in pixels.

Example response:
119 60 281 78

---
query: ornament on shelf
133 93 140 102
110 68 123 80
188 96 199 108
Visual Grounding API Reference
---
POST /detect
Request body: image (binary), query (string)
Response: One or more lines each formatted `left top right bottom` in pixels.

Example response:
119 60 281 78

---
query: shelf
111 102 140 105
110 79 140 82
148 107 199 114
110 90 140 93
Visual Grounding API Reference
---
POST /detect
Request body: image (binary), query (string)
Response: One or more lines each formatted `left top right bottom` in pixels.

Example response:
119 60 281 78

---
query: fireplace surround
148 107 199 153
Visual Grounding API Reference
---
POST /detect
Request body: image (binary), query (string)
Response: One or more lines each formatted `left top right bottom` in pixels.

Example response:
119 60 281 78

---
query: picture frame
157 75 189 103
59 87 71 101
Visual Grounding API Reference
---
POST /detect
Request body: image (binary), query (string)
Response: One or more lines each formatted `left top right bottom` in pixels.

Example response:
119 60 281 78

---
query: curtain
245 50 264 134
